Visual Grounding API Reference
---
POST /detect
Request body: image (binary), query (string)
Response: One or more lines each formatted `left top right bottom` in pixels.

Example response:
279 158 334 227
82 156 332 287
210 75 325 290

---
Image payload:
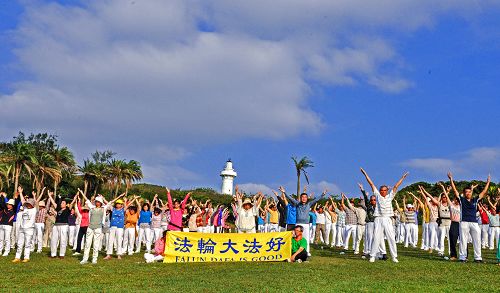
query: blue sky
1 1 499 196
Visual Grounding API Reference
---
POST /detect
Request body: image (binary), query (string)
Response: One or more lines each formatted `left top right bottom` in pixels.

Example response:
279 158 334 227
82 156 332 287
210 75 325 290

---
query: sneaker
361 255 366 259
339 251 345 255
307 252 311 257
22 259 30 263
392 258 399 263
128 252 133 256
354 251 359 255
12 258 21 263
80 260 88 265
92 260 97 264
380 254 388 261
369 257 375 263
2 253 8 257
296 259 303 263
72 252 81 256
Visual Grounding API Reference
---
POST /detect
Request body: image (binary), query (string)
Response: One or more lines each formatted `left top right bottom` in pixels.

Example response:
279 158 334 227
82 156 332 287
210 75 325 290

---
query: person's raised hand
358 183 364 190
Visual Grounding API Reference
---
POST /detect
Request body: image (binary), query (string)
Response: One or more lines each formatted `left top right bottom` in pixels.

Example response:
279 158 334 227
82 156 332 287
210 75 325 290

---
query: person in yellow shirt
123 205 139 255
266 201 280 232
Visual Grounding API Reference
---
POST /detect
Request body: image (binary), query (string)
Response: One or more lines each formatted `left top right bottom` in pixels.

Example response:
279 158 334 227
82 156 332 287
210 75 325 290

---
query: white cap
7 199 15 206
406 204 414 208
95 196 104 204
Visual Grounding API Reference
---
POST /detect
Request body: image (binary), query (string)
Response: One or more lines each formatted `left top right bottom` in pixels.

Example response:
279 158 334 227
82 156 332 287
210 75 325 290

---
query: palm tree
32 152 61 197
123 160 143 196
79 159 98 196
51 147 76 196
0 142 37 195
291 156 314 198
108 159 128 197
0 164 12 190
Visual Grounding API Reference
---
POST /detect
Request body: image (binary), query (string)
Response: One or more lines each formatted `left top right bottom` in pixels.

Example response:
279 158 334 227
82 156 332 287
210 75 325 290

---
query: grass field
1 240 498 292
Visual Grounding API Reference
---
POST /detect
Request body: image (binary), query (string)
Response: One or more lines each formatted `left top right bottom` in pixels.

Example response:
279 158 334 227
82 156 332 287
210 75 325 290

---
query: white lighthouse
220 159 237 195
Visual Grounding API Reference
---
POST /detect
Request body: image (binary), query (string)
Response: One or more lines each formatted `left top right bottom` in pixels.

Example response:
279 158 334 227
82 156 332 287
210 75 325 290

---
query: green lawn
1 242 498 292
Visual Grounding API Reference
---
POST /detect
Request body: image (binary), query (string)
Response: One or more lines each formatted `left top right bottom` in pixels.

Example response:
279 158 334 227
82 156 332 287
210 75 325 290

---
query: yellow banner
163 231 292 263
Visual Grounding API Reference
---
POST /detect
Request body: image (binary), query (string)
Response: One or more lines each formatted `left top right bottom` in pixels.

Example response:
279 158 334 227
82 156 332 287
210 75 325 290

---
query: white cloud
238 183 274 196
2 0 498 185
402 147 500 180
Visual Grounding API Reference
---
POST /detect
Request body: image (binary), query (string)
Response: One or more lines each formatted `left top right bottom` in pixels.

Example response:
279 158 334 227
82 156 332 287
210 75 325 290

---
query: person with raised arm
430 183 452 257
341 193 358 254
80 194 107 265
72 192 89 256
399 194 417 248
33 187 48 253
150 194 163 242
439 183 460 260
448 172 490 262
103 192 127 260
0 190 20 256
482 196 499 250
283 186 327 256
166 187 191 231
360 168 408 263
12 186 37 263
122 195 140 255
332 199 345 248
47 190 71 259
277 187 297 231
136 200 153 254
235 190 263 233
418 186 440 254
346 193 367 255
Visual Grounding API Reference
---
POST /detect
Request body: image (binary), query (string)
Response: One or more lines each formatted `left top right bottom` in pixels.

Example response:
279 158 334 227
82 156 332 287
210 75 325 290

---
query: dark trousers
294 249 308 262
75 226 88 253
449 221 459 258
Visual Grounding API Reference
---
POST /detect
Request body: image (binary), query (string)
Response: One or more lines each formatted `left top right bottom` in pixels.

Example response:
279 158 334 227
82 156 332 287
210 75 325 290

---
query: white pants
354 225 365 253
50 224 69 257
258 225 265 233
0 224 13 255
459 221 481 261
15 228 34 260
343 224 357 250
325 223 332 246
364 222 374 254
34 223 45 252
336 226 345 246
421 223 429 249
123 227 136 254
298 223 310 254
152 228 162 243
82 228 102 262
68 225 76 248
268 223 279 233
144 252 164 263
107 227 124 256
309 225 316 243
405 223 418 247
428 222 439 250
488 226 499 250
11 220 21 249
370 217 397 259
481 224 489 247
438 224 450 255
136 227 151 253
398 223 406 243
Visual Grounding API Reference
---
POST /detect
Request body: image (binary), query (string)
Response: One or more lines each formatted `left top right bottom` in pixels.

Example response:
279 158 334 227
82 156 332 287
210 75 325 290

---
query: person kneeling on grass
144 230 167 263
289 225 308 263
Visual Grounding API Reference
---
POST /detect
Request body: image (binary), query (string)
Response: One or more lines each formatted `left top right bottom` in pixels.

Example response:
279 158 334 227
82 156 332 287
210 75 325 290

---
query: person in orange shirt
123 203 139 255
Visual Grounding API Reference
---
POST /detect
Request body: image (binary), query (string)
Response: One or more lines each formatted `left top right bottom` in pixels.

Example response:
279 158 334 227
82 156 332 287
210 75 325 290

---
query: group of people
0 169 499 265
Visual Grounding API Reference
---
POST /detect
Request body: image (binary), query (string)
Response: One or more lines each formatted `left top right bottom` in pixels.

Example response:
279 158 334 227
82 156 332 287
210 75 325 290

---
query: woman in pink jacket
166 188 191 231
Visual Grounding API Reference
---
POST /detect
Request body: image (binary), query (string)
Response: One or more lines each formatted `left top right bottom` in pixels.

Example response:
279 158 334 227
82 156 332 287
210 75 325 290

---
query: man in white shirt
13 188 38 263
360 168 409 263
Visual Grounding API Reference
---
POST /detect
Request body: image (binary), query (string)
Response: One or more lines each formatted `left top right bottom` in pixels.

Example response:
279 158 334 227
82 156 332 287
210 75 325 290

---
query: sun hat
95 196 104 204
25 198 36 207
242 198 253 206
7 199 15 206
115 199 124 205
